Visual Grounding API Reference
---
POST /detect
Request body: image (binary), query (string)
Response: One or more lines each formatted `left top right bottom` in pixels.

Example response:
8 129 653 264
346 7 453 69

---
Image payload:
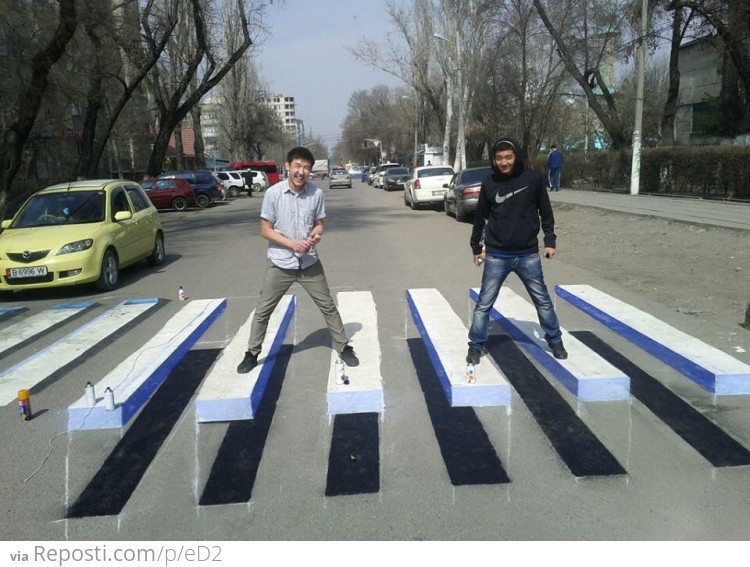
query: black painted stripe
67 348 220 518
486 334 626 478
407 338 510 486
572 330 750 467
326 413 380 496
199 344 293 506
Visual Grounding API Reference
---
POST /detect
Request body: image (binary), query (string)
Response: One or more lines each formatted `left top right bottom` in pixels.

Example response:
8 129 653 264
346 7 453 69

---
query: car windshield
332 170 347 175
461 168 493 185
419 167 454 178
387 168 408 175
12 191 106 228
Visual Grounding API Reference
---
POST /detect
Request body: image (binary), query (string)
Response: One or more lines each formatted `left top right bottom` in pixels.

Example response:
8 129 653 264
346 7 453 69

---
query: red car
140 178 196 212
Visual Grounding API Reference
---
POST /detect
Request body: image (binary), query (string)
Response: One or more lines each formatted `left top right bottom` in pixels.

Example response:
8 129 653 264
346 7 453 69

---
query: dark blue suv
159 170 223 208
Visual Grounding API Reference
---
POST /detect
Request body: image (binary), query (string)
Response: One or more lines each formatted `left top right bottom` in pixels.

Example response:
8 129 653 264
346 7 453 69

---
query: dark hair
490 137 525 177
286 146 315 165
493 140 517 154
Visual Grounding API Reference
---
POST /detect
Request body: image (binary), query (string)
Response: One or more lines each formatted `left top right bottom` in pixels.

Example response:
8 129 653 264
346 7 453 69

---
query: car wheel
172 197 188 212
195 193 210 208
96 249 119 291
455 201 467 222
410 196 418 210
253 183 261 192
404 191 409 206
228 186 240 198
147 232 165 267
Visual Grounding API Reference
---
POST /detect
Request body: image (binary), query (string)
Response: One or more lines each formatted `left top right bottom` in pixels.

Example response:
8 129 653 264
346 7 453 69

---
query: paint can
17 389 32 421
335 358 348 385
466 363 476 384
103 387 115 411
178 286 185 301
85 382 96 407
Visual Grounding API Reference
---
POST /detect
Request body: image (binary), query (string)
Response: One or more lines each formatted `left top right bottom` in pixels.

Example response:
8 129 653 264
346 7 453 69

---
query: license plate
432 190 446 196
8 266 48 278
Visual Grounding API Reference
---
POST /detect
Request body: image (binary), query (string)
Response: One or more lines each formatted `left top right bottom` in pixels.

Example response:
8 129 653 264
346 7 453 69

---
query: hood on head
490 137 525 178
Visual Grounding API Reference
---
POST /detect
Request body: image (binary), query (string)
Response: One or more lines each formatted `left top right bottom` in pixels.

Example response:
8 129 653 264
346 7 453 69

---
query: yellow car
0 179 165 294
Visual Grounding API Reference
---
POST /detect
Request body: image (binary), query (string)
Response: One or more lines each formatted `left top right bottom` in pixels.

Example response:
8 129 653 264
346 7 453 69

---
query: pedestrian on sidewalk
237 146 359 373
466 138 568 364
547 144 564 191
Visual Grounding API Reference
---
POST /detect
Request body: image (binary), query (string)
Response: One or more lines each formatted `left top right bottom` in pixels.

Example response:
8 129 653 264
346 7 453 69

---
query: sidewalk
548 190 750 232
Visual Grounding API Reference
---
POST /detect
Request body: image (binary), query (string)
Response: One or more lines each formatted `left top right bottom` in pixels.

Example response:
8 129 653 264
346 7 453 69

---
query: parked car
215 171 246 198
348 166 362 177
237 169 269 195
0 179 165 294
371 163 400 188
443 166 493 222
404 165 455 209
140 178 196 212
158 170 223 207
382 167 410 191
329 168 352 189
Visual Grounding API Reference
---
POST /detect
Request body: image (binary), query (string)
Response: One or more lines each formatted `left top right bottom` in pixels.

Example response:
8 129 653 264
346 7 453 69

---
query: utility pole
630 0 648 195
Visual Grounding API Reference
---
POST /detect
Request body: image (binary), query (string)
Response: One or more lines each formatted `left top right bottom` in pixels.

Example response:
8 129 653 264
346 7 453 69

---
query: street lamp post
402 95 418 167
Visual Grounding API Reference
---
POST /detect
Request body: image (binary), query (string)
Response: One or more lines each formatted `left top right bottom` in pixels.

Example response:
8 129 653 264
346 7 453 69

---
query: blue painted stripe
555 285 718 393
51 301 97 310
118 299 227 427
406 290 453 405
249 296 295 417
124 298 159 305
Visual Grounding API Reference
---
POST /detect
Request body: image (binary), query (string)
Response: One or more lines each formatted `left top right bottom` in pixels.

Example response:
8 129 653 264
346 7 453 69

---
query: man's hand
292 239 312 254
473 254 485 266
543 247 556 259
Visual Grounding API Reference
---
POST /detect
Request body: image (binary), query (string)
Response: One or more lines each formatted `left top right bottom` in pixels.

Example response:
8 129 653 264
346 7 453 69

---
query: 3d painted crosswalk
2 283 749 516
556 284 750 395
470 287 631 401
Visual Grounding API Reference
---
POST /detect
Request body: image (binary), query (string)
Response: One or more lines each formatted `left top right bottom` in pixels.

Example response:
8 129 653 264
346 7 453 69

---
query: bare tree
0 0 77 216
143 0 260 176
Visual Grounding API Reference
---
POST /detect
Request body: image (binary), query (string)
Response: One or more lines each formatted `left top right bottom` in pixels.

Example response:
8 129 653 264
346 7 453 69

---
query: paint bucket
18 389 32 420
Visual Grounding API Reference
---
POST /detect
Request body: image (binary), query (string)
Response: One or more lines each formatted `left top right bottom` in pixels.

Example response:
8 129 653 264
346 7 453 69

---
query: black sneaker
339 345 360 367
236 351 258 374
466 346 481 365
551 343 568 360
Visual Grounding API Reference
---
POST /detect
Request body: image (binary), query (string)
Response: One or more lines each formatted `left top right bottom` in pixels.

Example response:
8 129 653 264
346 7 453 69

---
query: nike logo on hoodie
495 185 529 204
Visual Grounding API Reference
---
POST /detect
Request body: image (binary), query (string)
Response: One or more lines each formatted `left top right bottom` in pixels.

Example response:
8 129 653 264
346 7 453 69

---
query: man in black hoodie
467 138 568 363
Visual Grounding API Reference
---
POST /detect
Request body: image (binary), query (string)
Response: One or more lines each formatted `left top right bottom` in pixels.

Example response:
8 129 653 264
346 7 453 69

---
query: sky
254 0 405 150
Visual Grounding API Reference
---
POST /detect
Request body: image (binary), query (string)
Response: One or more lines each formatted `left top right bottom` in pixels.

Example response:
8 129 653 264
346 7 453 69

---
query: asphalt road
2 179 750 541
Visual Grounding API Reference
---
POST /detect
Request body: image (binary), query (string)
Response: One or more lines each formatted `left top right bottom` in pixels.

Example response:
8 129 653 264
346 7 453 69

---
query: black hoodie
470 138 556 255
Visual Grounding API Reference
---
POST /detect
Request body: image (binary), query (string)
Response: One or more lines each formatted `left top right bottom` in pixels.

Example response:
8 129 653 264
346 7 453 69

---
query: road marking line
407 288 511 407
471 287 630 401
327 291 384 415
557 284 750 395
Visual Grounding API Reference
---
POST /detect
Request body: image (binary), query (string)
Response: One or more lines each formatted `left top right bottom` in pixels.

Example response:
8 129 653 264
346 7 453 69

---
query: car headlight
57 239 94 255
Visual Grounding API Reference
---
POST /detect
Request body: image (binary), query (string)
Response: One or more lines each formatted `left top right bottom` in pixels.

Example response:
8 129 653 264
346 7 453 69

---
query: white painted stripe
407 288 511 407
327 291 384 415
0 301 95 356
557 284 750 395
68 298 226 430
473 287 630 401
195 295 295 422
0 299 156 405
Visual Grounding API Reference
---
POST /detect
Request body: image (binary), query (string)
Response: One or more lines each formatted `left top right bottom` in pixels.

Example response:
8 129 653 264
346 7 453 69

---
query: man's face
285 158 312 190
494 149 516 175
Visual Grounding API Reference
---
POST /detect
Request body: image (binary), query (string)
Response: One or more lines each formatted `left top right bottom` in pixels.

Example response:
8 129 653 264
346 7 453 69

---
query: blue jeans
548 167 561 190
469 253 563 349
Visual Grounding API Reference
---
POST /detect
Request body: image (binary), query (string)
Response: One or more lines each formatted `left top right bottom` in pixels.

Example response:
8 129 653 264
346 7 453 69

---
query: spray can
17 389 32 421
103 387 115 411
335 358 348 385
85 382 96 407
466 363 476 384
178 286 185 301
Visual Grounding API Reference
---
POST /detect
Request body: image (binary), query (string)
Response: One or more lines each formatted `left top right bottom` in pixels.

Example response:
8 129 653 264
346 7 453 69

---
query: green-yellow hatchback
0 179 165 294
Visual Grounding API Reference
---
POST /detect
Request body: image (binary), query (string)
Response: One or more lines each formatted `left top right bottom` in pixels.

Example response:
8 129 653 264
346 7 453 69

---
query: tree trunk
175 124 184 170
661 7 683 146
191 106 206 169
147 121 178 176
0 0 77 216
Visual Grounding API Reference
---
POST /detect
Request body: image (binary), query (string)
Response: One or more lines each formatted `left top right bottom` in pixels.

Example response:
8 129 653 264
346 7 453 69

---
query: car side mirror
442 183 449 188
114 211 133 222
1 219 11 229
